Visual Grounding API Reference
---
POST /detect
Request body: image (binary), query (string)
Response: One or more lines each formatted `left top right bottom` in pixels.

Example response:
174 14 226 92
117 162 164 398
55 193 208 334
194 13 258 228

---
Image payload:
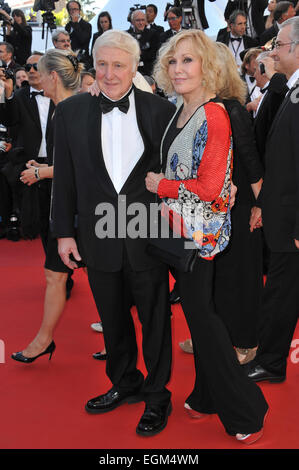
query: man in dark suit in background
217 10 258 72
248 16 299 384
159 7 184 46
146 4 164 34
259 0 296 45
51 30 175 437
224 0 268 38
0 42 19 72
128 9 159 76
65 1 91 56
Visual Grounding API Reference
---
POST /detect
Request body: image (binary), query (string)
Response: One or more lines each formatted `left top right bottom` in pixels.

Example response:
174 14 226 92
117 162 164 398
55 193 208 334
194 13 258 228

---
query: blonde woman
12 50 84 363
146 29 268 444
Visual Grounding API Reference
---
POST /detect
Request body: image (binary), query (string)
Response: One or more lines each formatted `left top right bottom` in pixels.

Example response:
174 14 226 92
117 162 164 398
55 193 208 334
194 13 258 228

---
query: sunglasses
25 63 38 72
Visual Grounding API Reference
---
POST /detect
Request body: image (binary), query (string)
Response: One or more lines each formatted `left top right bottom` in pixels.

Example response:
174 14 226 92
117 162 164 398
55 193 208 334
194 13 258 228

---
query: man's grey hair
131 9 146 22
228 9 247 25
280 16 299 50
52 28 70 43
256 50 271 62
93 30 140 72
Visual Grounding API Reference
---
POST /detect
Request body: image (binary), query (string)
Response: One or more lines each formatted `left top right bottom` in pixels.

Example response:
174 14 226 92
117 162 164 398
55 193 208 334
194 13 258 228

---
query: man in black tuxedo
159 7 184 46
65 1 91 56
128 9 160 76
248 16 299 383
224 0 268 38
217 10 258 72
51 30 175 437
0 42 20 73
253 51 288 165
259 1 296 45
146 4 164 34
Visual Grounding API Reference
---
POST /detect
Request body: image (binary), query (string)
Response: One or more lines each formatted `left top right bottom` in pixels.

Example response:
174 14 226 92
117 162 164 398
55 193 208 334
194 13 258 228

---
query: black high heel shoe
11 341 56 363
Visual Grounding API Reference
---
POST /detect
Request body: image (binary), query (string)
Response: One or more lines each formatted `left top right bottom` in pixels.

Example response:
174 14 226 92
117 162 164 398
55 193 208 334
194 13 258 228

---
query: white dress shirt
287 68 299 90
229 35 245 71
30 86 50 159
101 89 144 194
255 81 270 116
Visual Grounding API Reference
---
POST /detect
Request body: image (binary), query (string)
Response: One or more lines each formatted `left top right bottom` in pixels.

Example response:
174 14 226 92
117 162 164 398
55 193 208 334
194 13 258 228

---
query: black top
6 23 32 66
223 99 263 206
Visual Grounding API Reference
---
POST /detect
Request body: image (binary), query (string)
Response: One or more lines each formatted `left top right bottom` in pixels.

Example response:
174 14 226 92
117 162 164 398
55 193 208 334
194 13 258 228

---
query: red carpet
1 238 299 452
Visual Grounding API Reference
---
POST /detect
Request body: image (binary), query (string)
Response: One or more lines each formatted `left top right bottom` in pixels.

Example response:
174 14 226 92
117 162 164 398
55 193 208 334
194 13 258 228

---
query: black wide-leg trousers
255 251 299 376
177 257 268 435
87 250 172 406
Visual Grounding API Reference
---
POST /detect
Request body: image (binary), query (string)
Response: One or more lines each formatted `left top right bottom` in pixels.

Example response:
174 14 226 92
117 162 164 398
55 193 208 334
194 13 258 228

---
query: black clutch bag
147 231 198 273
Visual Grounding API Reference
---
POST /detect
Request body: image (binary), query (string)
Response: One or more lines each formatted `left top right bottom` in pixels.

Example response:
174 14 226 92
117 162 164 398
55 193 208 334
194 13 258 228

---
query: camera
0 124 11 153
33 0 58 12
127 3 146 22
0 59 14 81
259 62 265 74
0 0 11 23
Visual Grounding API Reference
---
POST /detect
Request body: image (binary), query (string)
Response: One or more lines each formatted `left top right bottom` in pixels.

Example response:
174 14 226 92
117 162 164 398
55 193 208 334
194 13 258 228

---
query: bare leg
13 269 68 358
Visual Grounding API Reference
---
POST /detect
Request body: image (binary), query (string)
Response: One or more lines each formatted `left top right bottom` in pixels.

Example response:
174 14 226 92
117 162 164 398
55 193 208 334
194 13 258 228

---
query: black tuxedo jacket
128 28 160 76
65 18 92 54
254 73 288 167
259 22 279 46
218 30 259 49
159 27 189 47
3 87 55 160
195 0 216 30
51 88 176 272
224 0 268 37
148 23 164 34
257 81 299 251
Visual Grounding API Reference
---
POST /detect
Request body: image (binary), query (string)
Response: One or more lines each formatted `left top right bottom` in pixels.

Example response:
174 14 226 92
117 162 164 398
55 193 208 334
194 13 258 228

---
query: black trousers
87 248 172 406
255 251 299 375
177 257 268 435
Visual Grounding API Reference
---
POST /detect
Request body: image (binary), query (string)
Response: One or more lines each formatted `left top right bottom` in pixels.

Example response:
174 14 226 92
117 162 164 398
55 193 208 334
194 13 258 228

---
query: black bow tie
30 90 44 98
260 86 268 94
100 90 131 114
249 76 255 83
231 36 242 42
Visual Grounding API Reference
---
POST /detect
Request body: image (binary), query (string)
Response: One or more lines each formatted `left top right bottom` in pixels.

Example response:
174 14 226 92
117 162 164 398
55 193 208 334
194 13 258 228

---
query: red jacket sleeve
158 103 232 202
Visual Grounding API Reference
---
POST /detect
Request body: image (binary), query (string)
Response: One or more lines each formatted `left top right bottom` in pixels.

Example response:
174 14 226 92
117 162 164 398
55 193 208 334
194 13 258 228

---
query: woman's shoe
11 341 56 363
93 351 107 360
184 403 210 419
236 409 268 445
179 339 193 354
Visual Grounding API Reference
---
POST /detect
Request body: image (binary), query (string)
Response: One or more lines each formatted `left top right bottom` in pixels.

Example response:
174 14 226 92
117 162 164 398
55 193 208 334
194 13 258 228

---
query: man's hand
20 166 39 186
295 239 299 250
88 80 100 96
58 237 82 269
0 68 13 99
145 172 165 194
230 183 237 209
250 206 262 232
246 96 261 113
261 56 276 81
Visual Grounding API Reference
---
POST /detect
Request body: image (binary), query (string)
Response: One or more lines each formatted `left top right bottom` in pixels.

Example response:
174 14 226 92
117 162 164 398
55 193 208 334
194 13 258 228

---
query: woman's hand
145 172 165 194
88 80 100 96
20 165 39 186
230 183 237 209
250 206 262 232
26 159 47 168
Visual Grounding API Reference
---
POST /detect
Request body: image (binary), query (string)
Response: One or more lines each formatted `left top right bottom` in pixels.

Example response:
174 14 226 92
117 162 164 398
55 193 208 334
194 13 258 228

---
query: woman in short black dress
12 50 84 363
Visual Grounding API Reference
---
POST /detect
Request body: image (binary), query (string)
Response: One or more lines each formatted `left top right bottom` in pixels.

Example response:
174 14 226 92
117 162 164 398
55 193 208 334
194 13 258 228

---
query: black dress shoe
169 289 180 304
93 351 107 360
247 364 286 383
136 402 172 437
85 386 143 414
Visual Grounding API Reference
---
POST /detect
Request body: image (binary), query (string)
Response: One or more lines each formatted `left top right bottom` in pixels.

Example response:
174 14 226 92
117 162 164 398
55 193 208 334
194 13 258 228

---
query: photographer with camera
0 9 32 66
65 1 91 61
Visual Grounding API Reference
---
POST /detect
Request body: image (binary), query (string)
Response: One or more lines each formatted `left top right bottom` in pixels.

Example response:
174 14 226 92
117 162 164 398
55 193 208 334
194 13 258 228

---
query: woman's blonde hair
38 49 84 91
214 42 248 105
153 29 221 96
